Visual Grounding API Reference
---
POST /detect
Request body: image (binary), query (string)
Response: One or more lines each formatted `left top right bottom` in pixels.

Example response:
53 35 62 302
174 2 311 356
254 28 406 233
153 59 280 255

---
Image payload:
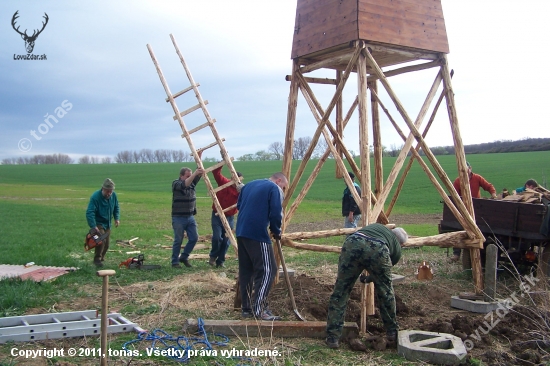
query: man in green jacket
326 223 408 349
86 178 120 267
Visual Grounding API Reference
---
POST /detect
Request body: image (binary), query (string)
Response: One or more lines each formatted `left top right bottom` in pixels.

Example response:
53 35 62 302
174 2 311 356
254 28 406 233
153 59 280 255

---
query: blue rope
122 318 259 364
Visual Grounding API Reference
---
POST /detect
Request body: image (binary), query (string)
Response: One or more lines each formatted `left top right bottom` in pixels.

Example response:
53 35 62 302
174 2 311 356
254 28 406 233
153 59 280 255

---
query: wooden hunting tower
281 0 485 330
291 0 449 62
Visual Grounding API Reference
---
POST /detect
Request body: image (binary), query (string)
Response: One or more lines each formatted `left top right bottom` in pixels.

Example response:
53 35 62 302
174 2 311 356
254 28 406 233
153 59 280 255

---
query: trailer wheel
462 249 472 270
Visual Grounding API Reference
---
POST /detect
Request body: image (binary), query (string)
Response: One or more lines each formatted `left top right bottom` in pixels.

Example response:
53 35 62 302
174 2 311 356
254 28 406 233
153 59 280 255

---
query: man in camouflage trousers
325 223 408 349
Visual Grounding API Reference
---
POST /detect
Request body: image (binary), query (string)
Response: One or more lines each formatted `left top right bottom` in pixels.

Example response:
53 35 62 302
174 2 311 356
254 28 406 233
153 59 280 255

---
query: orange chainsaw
84 228 109 251
119 254 161 270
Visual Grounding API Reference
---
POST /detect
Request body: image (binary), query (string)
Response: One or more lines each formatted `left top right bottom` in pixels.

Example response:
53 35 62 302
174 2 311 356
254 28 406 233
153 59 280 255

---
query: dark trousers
326 235 397 340
237 237 277 316
93 226 110 262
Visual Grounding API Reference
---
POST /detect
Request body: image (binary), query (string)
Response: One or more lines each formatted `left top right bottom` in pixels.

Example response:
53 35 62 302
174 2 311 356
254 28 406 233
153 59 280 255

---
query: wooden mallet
96 269 116 366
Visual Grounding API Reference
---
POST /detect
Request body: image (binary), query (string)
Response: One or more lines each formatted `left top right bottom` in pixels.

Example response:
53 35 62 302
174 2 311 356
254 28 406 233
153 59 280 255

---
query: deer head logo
12 11 49 54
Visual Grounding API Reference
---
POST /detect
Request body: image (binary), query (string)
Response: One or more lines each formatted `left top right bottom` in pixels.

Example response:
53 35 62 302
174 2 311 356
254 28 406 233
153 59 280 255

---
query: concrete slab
183 319 359 339
398 330 467 365
392 274 405 284
278 268 295 279
0 264 78 282
451 296 501 313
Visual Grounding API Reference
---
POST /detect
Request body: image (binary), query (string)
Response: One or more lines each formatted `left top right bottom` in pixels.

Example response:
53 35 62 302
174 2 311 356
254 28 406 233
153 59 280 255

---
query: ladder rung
203 161 226 174
214 203 237 216
173 100 208 120
194 139 225 155
181 119 216 138
166 83 200 102
213 181 234 193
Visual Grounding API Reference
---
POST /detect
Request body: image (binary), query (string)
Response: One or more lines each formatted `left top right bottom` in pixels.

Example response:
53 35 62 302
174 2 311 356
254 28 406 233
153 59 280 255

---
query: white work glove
236 182 245 192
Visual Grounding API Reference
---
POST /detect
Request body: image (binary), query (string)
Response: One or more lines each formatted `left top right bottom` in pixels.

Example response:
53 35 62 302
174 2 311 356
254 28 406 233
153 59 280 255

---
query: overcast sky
1 1 549 162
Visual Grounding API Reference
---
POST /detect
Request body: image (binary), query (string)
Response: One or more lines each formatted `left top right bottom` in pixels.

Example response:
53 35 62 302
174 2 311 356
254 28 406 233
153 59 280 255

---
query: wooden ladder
146 34 240 250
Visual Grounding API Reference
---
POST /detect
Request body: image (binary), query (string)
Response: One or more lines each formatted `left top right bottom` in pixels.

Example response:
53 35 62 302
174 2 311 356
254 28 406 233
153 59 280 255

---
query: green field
0 151 548 266
0 151 548 364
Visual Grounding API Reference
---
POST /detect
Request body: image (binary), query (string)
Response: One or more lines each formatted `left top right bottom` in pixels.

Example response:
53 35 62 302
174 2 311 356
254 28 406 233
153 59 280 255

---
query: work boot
325 336 340 349
180 258 192 268
258 309 281 321
216 263 225 268
386 330 398 344
242 310 253 319
208 257 216 267
172 264 182 268
93 260 103 268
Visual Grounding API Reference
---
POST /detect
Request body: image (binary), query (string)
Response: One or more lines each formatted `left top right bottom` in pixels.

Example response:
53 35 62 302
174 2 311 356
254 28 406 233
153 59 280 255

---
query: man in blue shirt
236 172 288 321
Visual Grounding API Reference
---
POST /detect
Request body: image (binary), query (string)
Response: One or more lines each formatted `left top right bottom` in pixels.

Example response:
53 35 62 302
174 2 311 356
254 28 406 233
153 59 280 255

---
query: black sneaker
216 263 225 268
172 264 182 268
180 259 192 268
258 309 281 321
94 260 103 268
242 311 253 319
325 336 340 349
387 330 397 343
208 257 216 267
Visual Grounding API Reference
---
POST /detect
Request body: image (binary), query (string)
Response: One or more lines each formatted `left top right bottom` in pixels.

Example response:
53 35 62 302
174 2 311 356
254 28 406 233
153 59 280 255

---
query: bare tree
115 150 133 163
101 157 112 164
78 155 91 164
141 149 154 163
268 142 284 160
293 137 312 160
313 138 330 158
133 150 141 163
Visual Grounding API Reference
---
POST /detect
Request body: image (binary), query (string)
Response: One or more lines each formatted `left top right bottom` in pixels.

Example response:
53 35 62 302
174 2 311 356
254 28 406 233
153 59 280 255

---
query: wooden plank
359 0 445 20
183 319 359 339
357 12 448 53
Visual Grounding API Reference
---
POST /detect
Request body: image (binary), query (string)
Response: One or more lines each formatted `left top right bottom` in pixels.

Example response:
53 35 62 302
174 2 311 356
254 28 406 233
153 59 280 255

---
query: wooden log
369 88 476 242
385 70 453 217
284 228 357 240
293 72 389 225
364 49 484 242
282 60 300 192
282 238 342 253
441 54 483 294
285 75 338 85
403 231 481 249
283 44 364 207
369 80 383 205
284 96 364 225
335 70 344 179
366 60 441 82
357 50 371 229
183 319 359 339
293 74 363 212
365 54 442 224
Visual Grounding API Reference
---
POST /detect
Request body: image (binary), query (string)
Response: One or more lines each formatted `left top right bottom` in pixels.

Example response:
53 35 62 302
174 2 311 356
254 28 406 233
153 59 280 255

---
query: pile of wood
501 187 550 204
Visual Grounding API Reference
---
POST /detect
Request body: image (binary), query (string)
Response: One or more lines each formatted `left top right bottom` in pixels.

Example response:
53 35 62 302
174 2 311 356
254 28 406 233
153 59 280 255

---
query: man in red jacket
209 166 244 268
450 161 497 262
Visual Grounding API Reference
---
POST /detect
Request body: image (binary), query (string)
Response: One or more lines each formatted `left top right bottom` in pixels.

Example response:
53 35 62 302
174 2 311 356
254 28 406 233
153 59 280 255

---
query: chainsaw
119 254 161 270
84 228 109 251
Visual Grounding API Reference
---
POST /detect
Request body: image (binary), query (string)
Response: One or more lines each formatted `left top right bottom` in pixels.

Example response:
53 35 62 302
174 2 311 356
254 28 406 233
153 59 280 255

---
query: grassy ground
0 151 549 365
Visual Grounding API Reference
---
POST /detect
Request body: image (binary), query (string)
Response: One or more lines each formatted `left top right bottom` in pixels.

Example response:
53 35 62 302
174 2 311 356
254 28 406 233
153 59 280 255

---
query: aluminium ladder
147 34 240 250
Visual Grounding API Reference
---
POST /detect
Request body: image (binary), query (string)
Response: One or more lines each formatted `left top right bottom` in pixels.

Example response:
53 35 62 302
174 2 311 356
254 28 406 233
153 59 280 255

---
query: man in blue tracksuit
236 172 288 321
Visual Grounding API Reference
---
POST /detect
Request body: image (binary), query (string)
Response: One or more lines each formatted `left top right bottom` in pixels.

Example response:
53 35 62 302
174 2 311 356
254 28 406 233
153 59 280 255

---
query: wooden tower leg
336 70 344 179
357 50 374 334
441 56 484 293
369 80 384 207
282 59 299 190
